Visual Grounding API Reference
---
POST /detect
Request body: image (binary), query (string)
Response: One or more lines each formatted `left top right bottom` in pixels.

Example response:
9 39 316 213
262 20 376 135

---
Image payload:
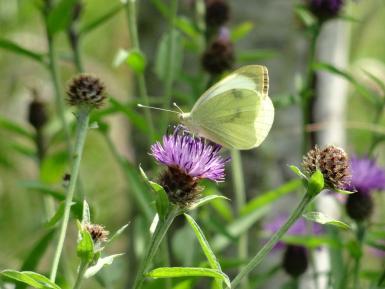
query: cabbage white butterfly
139 65 274 150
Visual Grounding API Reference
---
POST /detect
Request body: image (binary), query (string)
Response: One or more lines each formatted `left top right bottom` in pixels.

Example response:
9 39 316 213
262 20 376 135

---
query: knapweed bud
306 0 344 22
151 129 229 207
202 27 234 75
85 223 109 244
67 74 106 108
282 245 308 278
28 96 48 130
302 145 350 190
205 0 230 28
345 191 374 222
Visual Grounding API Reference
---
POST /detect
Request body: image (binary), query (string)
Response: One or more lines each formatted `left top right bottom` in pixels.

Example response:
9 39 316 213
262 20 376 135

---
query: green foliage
303 211 351 230
307 170 325 197
0 39 46 64
76 221 95 263
0 270 60 289
47 0 78 35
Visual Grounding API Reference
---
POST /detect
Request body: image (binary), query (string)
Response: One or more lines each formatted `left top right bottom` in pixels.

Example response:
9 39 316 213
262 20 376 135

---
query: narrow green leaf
19 181 65 201
184 214 221 270
126 50 146 74
1 270 60 289
47 0 78 35
241 179 302 215
82 200 91 225
303 211 351 230
0 39 45 64
0 115 34 139
79 4 124 35
230 21 254 42
147 267 230 288
289 165 308 180
294 5 316 27
149 182 170 220
307 170 324 197
84 254 125 278
154 30 184 82
335 188 355 195
45 203 73 228
107 223 130 244
188 195 229 211
77 225 95 263
281 234 341 248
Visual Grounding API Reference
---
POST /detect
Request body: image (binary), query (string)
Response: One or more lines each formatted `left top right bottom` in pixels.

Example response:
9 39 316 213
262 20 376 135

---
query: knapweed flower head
28 94 48 130
307 0 344 21
264 215 323 278
202 27 234 75
67 74 106 108
151 130 229 207
85 223 109 245
205 0 230 28
344 156 385 221
302 145 350 190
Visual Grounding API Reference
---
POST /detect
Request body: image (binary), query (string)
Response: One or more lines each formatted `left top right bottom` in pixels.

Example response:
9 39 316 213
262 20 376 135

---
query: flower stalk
132 207 179 289
73 261 88 289
50 106 91 282
230 191 315 289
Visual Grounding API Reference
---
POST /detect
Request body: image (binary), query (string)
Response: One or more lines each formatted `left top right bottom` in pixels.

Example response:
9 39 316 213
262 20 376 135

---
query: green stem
124 0 155 142
50 106 91 282
230 191 314 289
73 262 88 289
132 207 179 289
230 149 248 288
352 223 366 289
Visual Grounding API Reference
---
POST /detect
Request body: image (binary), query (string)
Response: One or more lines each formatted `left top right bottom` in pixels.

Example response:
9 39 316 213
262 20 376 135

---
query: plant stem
50 106 91 282
73 262 88 289
230 191 314 289
132 207 179 289
230 149 248 288
352 222 366 289
124 0 155 142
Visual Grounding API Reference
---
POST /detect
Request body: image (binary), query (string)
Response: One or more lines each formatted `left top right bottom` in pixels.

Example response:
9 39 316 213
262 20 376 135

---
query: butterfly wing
192 65 268 110
189 89 274 150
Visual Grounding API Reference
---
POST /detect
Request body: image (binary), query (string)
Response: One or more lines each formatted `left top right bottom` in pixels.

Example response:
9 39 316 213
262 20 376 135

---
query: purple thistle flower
307 0 344 21
346 156 385 194
151 131 229 206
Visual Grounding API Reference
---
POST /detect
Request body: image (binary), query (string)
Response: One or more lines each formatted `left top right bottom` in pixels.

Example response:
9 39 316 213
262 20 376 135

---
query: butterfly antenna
137 104 178 114
173 102 184 113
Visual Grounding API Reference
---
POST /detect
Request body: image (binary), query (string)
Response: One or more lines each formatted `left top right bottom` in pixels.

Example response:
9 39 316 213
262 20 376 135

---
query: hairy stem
124 0 155 142
132 207 179 289
230 192 314 289
73 262 88 289
50 106 90 282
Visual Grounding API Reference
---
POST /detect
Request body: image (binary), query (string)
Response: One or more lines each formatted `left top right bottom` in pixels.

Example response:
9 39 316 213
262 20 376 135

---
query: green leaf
281 234 341 248
313 62 376 104
0 115 34 139
184 214 221 270
82 200 91 225
335 189 355 195
230 21 254 42
47 0 78 35
84 254 125 278
188 195 229 211
0 39 45 64
79 4 124 35
154 30 184 82
289 165 308 180
1 270 61 289
241 179 302 216
77 223 95 263
107 223 129 244
307 170 324 197
45 202 72 228
150 182 170 220
303 212 351 230
294 5 316 27
146 267 230 288
20 181 65 201
126 50 146 74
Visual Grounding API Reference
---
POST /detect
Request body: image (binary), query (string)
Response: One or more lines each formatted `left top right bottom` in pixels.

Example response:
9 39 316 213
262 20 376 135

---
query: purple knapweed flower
344 156 385 221
264 214 324 278
151 130 229 206
307 0 344 21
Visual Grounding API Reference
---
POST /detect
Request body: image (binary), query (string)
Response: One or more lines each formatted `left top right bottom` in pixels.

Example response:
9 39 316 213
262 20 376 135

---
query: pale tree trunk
302 19 351 289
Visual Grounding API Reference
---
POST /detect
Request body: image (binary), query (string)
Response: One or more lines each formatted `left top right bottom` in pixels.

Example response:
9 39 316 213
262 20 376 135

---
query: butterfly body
178 65 274 150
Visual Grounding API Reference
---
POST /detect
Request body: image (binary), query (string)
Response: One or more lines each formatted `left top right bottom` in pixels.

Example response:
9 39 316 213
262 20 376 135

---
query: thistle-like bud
306 0 344 22
66 74 106 109
202 27 234 75
85 223 109 244
302 145 350 190
28 94 48 130
205 0 230 28
345 191 373 222
282 245 308 278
